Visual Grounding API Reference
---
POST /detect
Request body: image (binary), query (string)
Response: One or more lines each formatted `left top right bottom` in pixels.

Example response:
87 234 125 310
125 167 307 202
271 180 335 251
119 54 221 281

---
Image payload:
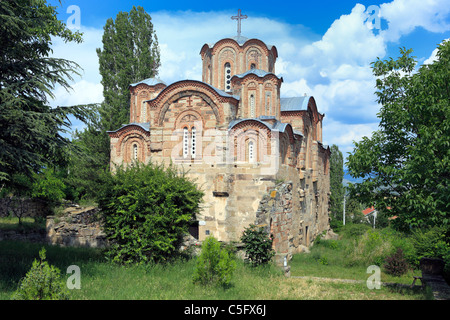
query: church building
108 11 331 258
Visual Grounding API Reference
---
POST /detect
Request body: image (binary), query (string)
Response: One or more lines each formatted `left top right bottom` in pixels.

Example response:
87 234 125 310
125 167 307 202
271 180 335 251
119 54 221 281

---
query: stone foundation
46 205 108 248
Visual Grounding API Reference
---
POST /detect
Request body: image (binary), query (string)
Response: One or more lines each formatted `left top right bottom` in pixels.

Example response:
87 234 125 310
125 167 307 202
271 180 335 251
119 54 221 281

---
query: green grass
290 246 422 285
0 216 45 231
0 240 430 300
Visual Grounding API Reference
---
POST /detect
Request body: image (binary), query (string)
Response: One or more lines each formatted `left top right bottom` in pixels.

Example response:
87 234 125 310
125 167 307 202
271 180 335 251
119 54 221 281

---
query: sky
48 0 450 162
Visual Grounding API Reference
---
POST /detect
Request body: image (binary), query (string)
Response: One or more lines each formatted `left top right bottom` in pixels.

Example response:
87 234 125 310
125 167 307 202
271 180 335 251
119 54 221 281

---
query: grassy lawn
0 216 45 231
0 240 430 300
290 245 422 285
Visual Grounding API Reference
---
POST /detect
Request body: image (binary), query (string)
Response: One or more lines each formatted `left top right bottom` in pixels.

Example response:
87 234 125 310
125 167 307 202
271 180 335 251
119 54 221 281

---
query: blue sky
48 0 450 159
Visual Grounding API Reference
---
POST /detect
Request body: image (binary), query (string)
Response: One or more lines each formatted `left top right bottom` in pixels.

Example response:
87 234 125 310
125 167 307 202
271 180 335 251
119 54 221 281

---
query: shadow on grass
0 240 104 298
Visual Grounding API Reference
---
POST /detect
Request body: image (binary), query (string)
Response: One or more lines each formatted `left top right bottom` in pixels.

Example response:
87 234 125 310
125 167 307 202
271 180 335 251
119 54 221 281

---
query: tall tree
347 41 450 231
0 0 87 188
329 144 344 220
96 5 160 131
66 6 161 200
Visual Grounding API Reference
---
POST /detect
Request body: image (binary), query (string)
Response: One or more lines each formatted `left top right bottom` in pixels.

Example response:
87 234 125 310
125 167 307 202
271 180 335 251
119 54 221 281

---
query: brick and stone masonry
107 27 332 263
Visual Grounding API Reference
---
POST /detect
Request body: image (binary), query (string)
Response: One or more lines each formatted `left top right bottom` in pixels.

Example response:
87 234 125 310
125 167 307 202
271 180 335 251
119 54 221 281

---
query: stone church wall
184 156 330 259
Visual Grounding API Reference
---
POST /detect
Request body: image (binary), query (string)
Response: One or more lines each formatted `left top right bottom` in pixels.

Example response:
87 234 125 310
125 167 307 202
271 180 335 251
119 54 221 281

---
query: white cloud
322 119 380 156
305 4 386 70
380 0 450 42
50 80 103 107
50 26 103 84
47 3 449 152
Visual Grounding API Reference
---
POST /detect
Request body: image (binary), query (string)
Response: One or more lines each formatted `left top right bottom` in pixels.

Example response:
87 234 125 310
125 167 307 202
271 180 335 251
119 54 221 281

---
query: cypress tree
96 5 160 131
66 6 160 200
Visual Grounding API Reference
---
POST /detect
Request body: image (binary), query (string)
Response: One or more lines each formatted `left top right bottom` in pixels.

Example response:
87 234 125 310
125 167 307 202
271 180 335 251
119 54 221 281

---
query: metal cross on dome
231 9 248 38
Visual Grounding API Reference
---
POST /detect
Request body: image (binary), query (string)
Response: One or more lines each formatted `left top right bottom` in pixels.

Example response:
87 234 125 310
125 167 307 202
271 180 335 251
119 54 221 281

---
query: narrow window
183 127 189 158
224 62 231 92
250 63 256 69
250 94 255 118
133 144 138 160
249 141 255 163
265 92 271 115
191 126 196 158
141 102 146 122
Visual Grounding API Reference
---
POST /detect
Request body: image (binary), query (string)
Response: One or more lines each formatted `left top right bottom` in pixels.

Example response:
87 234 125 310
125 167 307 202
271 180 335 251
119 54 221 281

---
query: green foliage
383 248 410 277
31 168 65 205
411 227 450 263
11 248 69 300
340 223 371 239
97 162 204 264
192 236 236 287
240 225 275 266
347 41 450 231
346 228 394 266
96 5 160 131
65 105 110 200
0 0 89 187
65 6 161 200
318 256 329 266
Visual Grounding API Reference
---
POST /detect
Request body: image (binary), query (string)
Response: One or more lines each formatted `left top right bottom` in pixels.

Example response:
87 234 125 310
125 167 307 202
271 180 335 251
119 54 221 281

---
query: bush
240 224 275 266
31 168 66 206
345 228 393 266
411 227 450 262
384 248 410 277
11 248 69 300
341 223 371 239
192 236 236 287
97 162 204 264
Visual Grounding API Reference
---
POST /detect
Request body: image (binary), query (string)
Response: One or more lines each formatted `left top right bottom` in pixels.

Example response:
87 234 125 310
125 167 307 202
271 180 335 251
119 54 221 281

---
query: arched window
191 126 196 159
183 127 189 158
133 144 138 161
250 63 256 70
250 94 255 118
224 62 231 92
248 141 255 163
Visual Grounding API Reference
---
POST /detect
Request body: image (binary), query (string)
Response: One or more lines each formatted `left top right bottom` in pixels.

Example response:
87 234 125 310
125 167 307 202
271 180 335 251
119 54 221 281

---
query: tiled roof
232 69 277 79
106 122 150 134
362 207 376 216
129 77 166 87
280 96 310 112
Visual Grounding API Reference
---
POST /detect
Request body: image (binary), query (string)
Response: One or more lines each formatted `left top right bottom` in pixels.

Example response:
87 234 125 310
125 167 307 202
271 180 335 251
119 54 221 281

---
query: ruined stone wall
46 206 107 248
254 163 330 261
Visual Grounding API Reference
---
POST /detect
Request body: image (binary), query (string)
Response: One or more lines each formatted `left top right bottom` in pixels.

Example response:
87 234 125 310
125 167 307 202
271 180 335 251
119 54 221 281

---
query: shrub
318 256 329 266
341 223 371 239
383 248 410 277
240 224 275 266
192 236 236 287
11 248 69 300
31 168 66 206
411 227 450 262
345 229 393 266
97 162 204 264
